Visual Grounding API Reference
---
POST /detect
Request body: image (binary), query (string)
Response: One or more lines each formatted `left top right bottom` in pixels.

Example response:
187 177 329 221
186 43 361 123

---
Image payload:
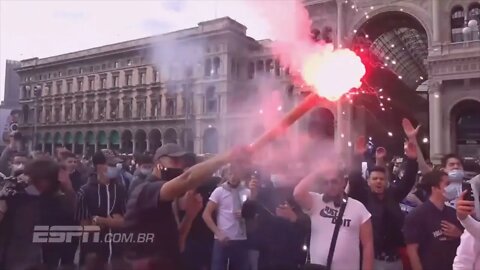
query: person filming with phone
453 174 480 269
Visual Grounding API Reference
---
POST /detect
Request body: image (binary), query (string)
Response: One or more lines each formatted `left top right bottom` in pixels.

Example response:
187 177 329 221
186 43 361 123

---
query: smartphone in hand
462 182 474 201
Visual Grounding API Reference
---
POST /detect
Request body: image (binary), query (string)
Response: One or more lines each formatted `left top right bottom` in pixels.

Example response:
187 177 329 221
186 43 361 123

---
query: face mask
140 168 152 176
443 184 459 201
448 170 464 182
106 167 120 179
161 168 184 181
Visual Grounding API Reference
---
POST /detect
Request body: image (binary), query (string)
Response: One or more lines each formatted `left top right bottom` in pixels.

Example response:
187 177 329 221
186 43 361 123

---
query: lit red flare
301 45 366 101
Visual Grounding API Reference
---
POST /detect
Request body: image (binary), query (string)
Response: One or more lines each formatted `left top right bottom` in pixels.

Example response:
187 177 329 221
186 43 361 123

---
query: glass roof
369 27 428 89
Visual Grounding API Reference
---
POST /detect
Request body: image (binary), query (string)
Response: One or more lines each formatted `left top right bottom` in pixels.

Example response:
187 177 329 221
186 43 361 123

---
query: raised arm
402 118 431 175
347 136 370 203
293 170 319 211
160 148 247 202
392 142 418 202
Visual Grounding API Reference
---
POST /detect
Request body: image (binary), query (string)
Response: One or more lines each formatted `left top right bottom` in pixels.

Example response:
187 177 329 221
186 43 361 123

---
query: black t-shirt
403 200 462 270
187 177 220 242
123 180 180 267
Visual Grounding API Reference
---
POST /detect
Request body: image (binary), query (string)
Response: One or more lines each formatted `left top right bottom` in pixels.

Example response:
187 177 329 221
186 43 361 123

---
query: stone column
106 73 112 89
132 97 138 118
119 71 125 88
146 96 152 118
146 66 154 83
432 0 441 43
176 93 183 115
132 69 139 86
429 81 443 163
93 99 99 120
132 138 136 154
336 0 344 47
160 95 167 116
94 75 100 90
72 101 76 122
106 97 111 120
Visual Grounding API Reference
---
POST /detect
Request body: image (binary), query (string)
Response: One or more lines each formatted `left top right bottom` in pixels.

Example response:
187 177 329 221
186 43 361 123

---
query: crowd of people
0 117 479 270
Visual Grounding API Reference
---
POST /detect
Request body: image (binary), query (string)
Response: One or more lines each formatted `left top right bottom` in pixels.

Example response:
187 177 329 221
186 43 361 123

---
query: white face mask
106 167 120 179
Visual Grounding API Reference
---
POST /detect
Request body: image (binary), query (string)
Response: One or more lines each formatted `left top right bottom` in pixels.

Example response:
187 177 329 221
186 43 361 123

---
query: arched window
205 87 217 113
451 6 465 42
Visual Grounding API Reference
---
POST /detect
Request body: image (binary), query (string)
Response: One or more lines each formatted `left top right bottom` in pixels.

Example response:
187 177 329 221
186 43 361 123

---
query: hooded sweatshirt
75 173 127 263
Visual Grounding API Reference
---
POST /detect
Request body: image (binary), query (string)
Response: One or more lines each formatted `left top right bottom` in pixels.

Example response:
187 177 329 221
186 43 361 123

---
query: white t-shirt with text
306 192 371 270
209 186 250 241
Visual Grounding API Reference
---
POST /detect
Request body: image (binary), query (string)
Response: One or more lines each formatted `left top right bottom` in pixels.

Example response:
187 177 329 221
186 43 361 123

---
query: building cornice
16 17 255 72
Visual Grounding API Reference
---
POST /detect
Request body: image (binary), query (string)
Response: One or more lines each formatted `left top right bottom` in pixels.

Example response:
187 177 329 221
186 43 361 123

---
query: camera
0 173 28 199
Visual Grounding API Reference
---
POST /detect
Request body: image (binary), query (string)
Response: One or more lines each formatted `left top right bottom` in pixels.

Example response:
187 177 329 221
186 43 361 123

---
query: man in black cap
123 143 248 270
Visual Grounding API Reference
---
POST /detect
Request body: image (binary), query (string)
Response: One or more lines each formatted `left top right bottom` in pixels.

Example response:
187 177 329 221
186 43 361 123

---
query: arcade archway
164 128 178 144
121 130 133 154
135 129 147 153
351 10 429 155
148 129 162 152
451 99 480 158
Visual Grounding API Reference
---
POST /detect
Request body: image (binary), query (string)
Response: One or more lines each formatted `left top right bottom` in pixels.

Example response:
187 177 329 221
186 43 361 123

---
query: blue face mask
444 184 459 201
448 169 465 182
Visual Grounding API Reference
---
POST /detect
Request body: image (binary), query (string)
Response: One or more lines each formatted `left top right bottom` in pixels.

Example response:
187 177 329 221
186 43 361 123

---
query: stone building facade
17 1 480 160
17 18 297 156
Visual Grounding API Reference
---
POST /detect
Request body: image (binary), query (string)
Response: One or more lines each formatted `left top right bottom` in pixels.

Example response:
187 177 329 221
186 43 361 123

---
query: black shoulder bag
303 197 348 270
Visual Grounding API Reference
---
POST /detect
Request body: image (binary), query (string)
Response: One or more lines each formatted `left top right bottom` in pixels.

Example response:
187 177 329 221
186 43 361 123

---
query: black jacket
348 156 418 256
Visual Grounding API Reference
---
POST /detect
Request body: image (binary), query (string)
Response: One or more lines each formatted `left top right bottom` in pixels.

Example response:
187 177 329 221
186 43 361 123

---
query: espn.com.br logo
33 226 155 244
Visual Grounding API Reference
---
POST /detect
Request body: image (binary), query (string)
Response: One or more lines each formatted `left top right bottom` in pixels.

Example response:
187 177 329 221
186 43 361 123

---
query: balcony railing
430 40 480 56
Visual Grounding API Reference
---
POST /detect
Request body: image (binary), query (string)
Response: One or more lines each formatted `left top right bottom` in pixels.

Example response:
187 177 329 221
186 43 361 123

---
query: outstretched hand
402 118 420 140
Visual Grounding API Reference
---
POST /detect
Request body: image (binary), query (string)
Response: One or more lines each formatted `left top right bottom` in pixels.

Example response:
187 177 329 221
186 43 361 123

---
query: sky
0 0 275 102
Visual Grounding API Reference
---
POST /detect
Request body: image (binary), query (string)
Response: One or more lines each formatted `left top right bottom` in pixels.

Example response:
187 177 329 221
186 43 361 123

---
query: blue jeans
211 240 249 270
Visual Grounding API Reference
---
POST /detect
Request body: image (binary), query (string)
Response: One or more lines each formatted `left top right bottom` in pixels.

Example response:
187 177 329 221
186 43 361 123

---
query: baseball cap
101 149 123 166
154 143 187 161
